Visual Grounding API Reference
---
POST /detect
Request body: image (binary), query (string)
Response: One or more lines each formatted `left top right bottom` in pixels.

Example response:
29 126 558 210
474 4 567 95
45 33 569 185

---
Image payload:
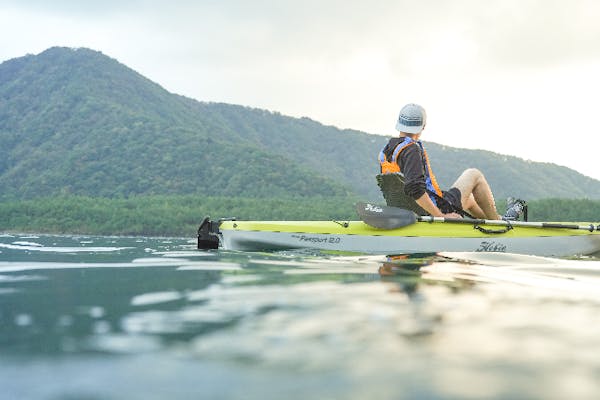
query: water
2 234 600 399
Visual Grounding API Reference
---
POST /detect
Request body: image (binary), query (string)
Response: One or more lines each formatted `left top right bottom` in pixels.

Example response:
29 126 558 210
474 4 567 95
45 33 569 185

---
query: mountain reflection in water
1 234 600 400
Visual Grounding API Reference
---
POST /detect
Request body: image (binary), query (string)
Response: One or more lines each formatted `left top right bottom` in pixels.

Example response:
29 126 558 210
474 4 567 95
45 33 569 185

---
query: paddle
356 202 597 232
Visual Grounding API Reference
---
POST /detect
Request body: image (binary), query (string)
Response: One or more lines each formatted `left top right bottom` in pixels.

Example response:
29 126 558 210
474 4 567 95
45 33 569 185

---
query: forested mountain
1 46 599 201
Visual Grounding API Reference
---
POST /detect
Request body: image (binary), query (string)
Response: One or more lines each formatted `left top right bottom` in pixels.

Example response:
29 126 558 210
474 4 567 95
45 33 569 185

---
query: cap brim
395 121 423 134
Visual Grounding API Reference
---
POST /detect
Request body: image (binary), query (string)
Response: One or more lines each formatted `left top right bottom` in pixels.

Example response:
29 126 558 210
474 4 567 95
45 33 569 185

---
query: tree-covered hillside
0 47 351 199
1 46 599 202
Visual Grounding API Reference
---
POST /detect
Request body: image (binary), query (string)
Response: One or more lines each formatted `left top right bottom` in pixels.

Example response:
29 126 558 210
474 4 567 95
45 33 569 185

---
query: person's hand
442 212 462 219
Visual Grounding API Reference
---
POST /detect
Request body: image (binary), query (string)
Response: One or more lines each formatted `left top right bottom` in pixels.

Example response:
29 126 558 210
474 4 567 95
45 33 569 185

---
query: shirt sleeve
399 144 427 200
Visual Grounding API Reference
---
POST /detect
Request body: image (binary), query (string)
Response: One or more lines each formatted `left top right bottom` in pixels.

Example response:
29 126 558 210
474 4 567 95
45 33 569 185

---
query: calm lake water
2 233 600 400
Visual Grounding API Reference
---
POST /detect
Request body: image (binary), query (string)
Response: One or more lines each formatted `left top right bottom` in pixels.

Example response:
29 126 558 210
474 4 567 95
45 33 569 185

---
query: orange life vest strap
422 148 443 197
379 141 415 174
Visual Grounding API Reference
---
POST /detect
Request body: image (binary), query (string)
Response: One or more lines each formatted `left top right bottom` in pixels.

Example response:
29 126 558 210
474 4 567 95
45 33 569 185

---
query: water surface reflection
1 235 600 399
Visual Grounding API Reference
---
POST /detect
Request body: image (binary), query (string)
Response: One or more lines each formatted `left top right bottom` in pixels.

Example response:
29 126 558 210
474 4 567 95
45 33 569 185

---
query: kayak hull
215 220 600 257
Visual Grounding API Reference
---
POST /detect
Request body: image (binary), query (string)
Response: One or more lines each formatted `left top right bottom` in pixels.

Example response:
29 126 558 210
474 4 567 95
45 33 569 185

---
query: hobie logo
365 203 383 213
476 241 507 253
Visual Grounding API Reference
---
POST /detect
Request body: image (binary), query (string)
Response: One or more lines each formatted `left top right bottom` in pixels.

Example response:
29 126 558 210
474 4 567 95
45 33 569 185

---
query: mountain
1 46 599 201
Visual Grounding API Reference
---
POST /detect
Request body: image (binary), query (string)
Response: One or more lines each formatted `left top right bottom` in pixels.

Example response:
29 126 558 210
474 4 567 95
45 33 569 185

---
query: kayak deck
199 219 600 257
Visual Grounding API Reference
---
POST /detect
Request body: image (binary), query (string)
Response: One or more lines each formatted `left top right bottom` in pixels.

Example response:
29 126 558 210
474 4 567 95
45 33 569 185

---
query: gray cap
395 103 427 134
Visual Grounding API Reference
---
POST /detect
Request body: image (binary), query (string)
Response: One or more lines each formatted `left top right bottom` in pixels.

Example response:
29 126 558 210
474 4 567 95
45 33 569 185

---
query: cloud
8 0 600 78
0 0 146 17
467 0 600 68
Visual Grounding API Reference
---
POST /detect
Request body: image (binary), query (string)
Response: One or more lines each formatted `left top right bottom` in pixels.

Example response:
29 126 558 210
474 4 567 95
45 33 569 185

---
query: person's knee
463 168 482 177
463 168 486 184
453 168 486 195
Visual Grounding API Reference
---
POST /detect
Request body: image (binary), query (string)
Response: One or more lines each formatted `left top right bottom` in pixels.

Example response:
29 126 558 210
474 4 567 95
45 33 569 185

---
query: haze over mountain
1 47 599 201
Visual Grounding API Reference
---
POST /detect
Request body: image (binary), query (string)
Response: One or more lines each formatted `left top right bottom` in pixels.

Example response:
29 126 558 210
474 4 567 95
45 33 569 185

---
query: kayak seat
376 173 429 216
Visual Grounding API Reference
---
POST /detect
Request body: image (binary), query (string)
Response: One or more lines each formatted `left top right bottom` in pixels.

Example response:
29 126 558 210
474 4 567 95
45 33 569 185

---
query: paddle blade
356 202 418 229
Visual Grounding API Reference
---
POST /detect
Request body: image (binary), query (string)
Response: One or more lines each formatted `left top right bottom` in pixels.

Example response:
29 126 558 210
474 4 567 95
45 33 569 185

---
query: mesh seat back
375 173 428 216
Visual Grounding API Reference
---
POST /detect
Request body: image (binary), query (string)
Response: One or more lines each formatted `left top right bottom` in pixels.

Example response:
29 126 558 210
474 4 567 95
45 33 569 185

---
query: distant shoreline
1 195 599 237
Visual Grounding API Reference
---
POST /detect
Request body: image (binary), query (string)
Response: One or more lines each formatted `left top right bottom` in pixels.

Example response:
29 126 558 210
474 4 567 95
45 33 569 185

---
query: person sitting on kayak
379 103 525 220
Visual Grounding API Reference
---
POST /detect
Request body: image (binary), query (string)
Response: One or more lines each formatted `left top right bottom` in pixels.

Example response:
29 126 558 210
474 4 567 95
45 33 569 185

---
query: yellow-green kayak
198 218 600 257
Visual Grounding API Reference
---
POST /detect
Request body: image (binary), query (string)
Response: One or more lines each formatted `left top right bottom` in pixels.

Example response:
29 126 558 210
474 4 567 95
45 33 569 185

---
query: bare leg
451 168 500 220
462 193 485 218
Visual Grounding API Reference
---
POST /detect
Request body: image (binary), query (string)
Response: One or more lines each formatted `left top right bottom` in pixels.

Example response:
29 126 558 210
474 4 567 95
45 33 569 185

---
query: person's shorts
439 187 462 214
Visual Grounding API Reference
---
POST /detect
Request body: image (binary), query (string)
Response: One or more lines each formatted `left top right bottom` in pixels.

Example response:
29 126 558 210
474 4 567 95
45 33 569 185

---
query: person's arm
414 193 462 218
414 192 443 217
400 145 461 218
400 145 428 200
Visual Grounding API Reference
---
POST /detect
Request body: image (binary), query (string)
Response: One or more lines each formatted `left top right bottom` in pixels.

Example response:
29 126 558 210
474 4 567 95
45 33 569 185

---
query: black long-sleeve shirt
381 138 429 200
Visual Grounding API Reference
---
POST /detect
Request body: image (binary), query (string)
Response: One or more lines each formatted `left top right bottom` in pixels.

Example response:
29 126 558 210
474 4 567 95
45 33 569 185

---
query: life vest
378 137 443 204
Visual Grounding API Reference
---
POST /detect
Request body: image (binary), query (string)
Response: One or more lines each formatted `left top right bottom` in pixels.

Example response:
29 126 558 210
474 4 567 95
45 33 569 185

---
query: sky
2 0 600 180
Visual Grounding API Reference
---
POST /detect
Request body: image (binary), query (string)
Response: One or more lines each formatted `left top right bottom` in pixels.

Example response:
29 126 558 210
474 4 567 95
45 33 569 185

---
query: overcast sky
2 0 600 181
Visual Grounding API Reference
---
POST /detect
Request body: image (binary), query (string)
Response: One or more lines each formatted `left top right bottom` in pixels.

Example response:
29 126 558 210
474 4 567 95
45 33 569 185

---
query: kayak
197 217 600 257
